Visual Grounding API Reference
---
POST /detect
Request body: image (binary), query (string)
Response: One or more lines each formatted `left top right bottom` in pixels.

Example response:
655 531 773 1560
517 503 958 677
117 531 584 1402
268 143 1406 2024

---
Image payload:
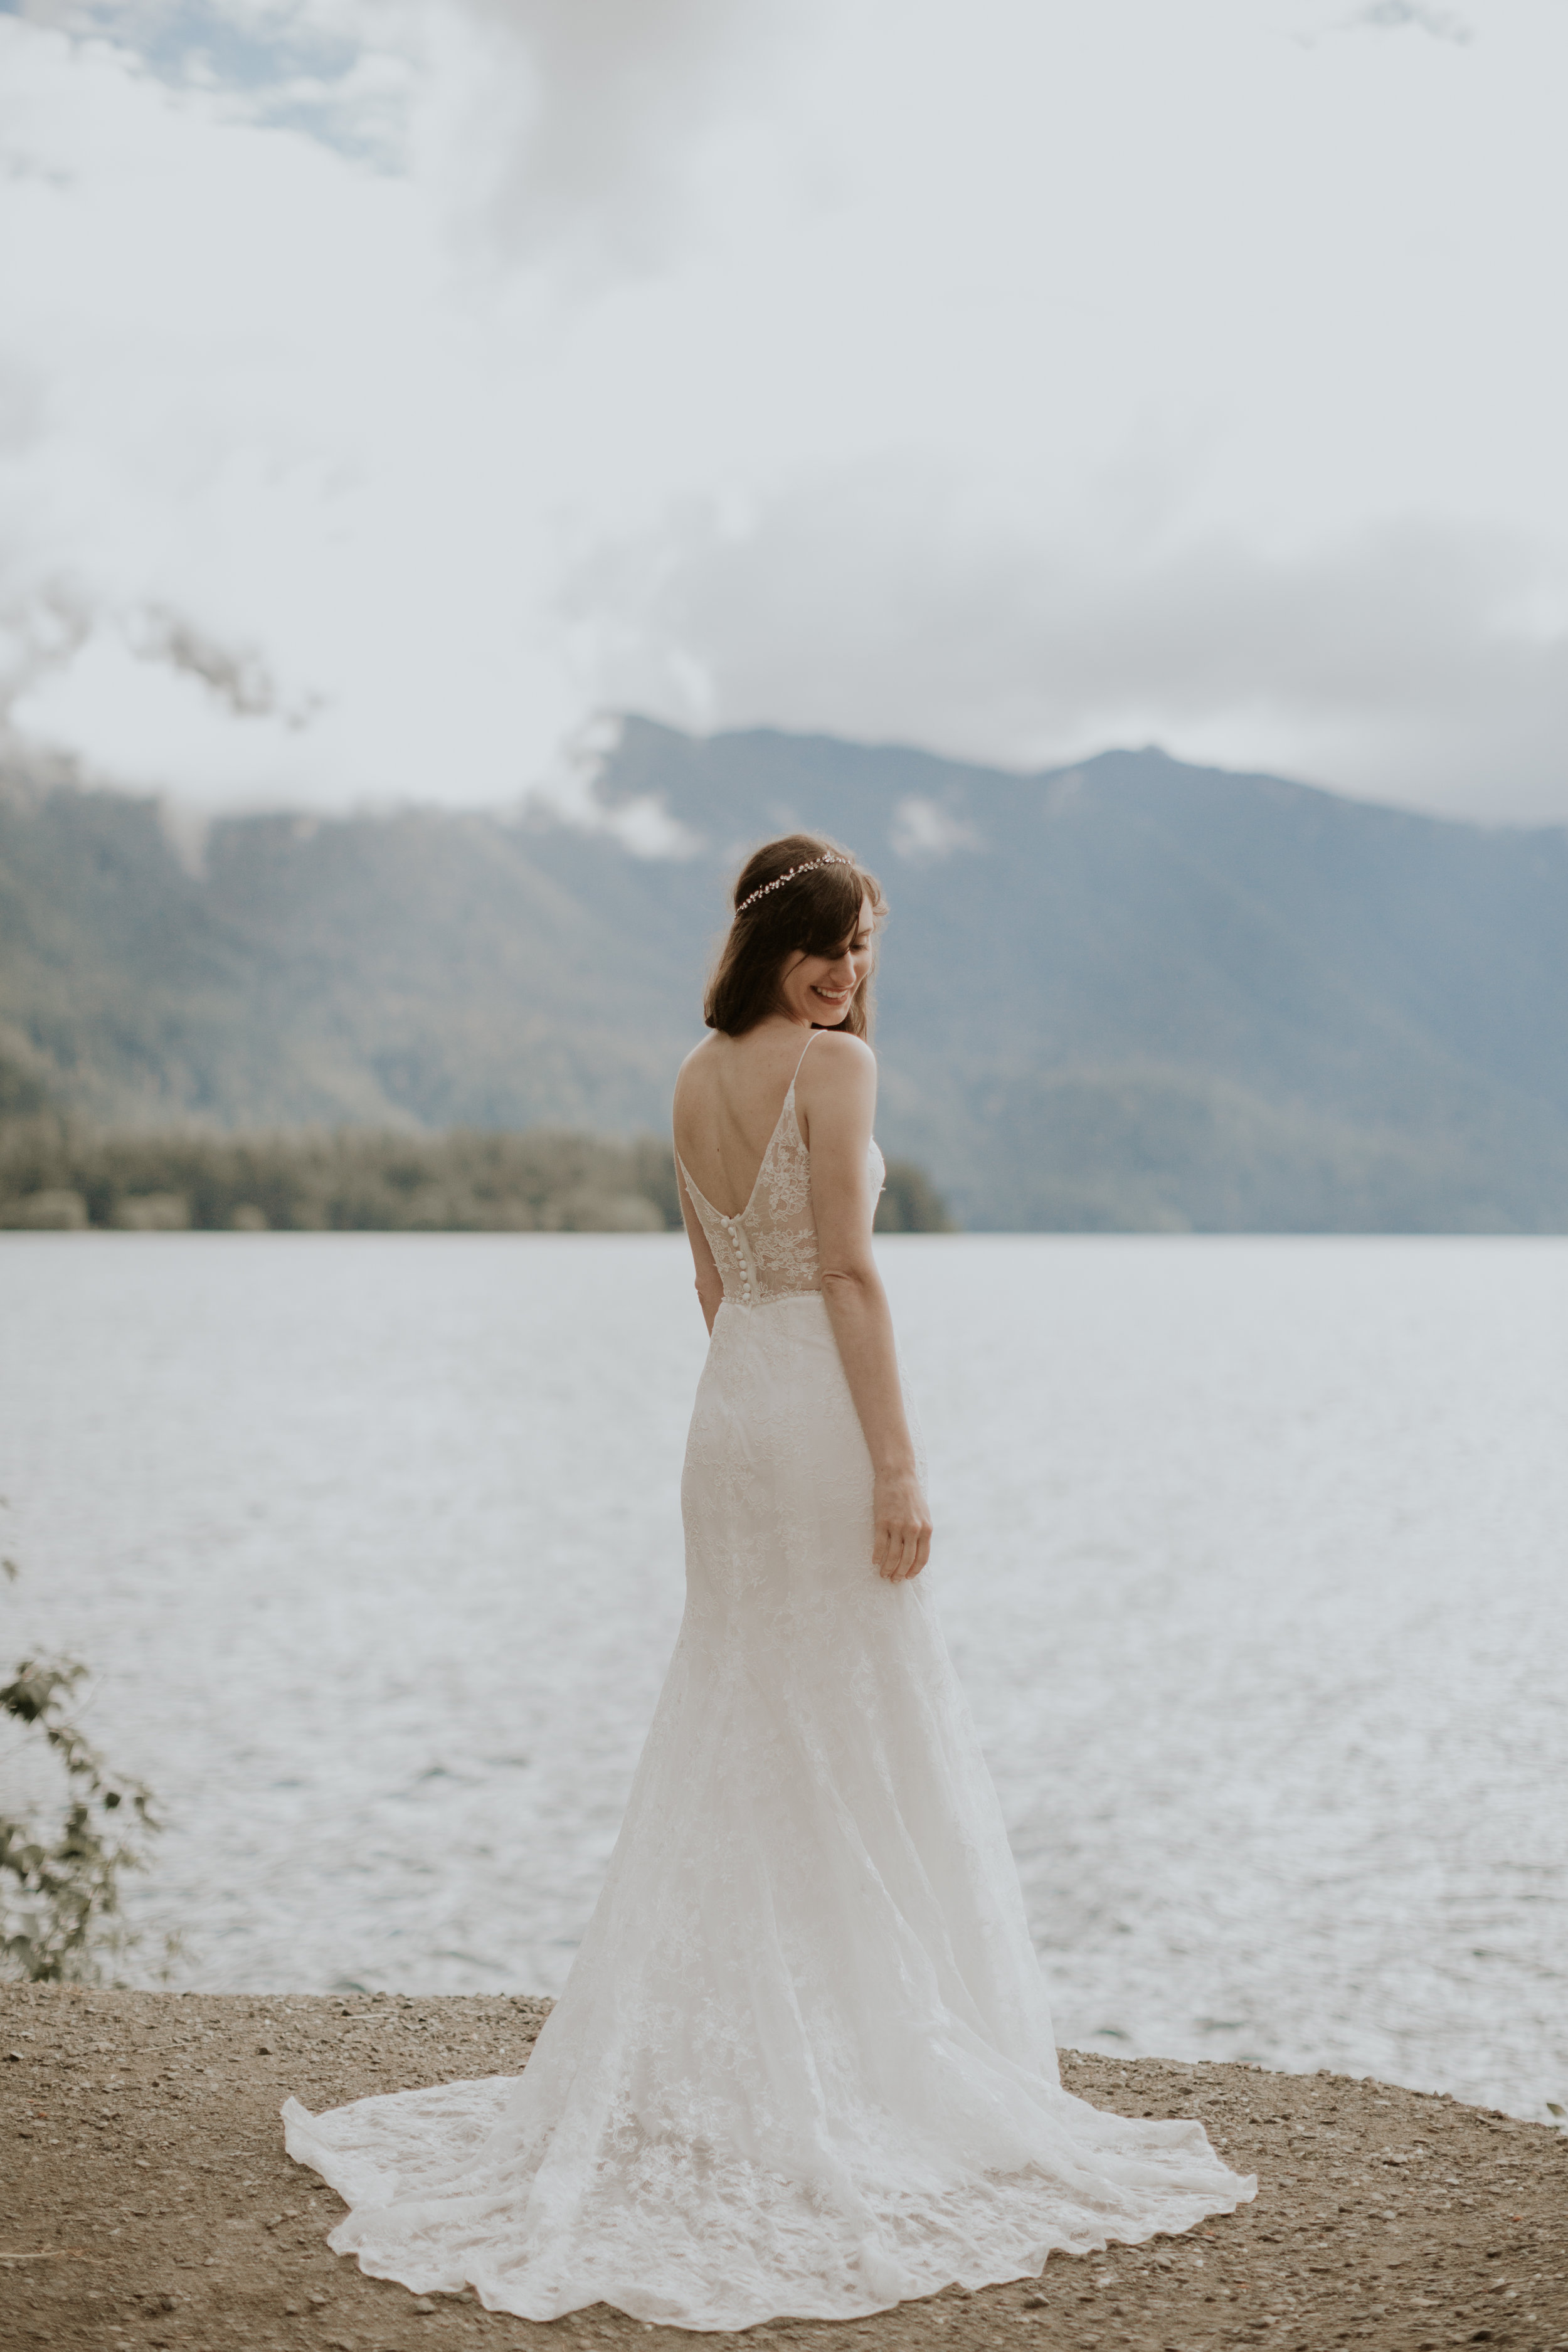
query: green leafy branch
1 1520 161 1983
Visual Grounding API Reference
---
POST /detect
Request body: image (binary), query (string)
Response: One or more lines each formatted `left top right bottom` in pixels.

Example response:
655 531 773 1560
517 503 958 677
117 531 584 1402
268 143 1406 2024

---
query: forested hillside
4 721 1568 1230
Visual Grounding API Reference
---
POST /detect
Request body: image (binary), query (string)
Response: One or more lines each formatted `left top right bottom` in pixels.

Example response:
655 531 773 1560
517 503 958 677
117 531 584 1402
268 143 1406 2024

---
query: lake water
3 1232 1565 2126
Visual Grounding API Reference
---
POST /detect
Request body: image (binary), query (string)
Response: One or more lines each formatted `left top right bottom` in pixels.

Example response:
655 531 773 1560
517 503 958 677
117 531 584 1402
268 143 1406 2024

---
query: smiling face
775 894 877 1028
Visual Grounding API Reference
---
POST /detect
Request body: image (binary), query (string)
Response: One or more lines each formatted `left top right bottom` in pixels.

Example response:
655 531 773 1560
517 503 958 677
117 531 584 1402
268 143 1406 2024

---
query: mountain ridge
3 719 1567 1230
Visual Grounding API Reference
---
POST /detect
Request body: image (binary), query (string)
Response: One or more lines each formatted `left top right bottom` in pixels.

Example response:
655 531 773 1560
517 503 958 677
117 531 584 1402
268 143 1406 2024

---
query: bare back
672 1026 825 1220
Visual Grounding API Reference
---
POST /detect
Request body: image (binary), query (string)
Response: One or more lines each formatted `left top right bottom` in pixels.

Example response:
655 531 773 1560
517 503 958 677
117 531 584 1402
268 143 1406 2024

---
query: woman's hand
873 1469 933 1582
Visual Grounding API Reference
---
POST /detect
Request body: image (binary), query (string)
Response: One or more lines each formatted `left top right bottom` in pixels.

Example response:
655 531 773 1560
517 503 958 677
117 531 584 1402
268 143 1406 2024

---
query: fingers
876 1516 933 1580
872 1476 933 1579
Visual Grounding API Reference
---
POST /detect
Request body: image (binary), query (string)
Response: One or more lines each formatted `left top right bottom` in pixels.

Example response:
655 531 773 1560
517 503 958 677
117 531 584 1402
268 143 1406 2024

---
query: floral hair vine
735 852 854 915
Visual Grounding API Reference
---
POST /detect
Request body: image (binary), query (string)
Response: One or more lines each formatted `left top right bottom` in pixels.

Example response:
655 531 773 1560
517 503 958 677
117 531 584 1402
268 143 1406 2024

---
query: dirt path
4 1987 1565 2352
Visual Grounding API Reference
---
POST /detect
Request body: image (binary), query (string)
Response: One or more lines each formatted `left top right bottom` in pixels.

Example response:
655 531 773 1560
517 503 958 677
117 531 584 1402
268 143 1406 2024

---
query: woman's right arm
802 1034 932 1582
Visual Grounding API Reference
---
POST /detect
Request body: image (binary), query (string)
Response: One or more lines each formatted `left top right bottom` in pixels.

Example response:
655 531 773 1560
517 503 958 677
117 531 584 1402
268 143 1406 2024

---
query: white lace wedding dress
283 1042 1254 2328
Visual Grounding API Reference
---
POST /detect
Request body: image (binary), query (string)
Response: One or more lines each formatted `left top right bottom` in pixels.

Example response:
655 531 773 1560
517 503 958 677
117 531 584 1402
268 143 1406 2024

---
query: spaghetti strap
677 1035 825 1231
788 1029 822 1091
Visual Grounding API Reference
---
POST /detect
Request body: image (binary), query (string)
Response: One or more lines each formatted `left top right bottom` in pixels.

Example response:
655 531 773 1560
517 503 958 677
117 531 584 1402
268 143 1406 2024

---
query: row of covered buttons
721 1212 753 1303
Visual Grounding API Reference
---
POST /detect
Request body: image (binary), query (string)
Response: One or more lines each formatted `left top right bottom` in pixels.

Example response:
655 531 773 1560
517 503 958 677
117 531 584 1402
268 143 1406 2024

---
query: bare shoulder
673 1036 720 1111
798 1031 876 1126
805 1030 876 1080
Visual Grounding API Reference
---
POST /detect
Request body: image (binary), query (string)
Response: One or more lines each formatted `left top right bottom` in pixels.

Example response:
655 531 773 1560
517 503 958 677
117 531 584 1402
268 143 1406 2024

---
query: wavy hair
703 834 887 1039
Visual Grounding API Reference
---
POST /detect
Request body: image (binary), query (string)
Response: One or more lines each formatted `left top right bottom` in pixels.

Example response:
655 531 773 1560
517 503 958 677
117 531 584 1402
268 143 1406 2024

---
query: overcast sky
1 0 1565 823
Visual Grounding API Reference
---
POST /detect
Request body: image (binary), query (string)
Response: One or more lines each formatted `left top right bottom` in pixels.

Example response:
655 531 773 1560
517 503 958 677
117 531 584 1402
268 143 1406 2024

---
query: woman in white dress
284 834 1254 2329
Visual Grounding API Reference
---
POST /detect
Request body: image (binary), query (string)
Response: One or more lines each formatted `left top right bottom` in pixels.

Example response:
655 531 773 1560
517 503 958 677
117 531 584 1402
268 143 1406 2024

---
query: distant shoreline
0 1118 953 1237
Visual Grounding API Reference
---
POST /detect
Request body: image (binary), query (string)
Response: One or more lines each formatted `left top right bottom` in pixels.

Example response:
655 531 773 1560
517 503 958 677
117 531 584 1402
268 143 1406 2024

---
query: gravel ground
4 1988 1566 2352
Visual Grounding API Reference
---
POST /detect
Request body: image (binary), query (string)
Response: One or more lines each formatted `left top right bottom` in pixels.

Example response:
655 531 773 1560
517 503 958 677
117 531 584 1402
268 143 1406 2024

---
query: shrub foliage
1 1559 161 1984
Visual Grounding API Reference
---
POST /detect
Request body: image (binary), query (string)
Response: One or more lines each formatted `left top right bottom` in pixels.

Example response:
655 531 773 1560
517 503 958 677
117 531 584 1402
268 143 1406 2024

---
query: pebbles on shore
4 1986 1565 2352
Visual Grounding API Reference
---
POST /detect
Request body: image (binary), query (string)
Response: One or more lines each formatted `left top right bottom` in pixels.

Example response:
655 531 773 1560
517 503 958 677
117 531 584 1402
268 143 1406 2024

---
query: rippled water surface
4 1232 1565 2122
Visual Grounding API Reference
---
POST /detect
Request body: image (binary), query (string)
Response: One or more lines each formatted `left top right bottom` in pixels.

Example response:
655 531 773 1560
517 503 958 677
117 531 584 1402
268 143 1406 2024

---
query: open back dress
283 1033 1254 2328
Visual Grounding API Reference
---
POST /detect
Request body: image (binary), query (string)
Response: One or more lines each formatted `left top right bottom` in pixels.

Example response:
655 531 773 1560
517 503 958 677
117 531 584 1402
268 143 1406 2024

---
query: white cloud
574 465 1568 820
1350 3 1472 45
890 798 983 861
6 0 420 162
436 0 805 277
1 0 1567 820
12 630 310 800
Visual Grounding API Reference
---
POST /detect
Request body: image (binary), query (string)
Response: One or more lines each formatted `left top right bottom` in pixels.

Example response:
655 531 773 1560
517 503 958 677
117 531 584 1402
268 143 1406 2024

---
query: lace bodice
677 1039 886 1309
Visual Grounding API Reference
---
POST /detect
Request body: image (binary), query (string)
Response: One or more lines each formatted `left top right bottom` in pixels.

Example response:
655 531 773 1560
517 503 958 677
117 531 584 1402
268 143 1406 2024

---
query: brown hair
704 833 887 1039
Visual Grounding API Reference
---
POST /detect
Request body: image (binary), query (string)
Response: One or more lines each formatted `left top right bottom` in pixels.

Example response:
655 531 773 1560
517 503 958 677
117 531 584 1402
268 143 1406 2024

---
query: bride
283 834 1254 2329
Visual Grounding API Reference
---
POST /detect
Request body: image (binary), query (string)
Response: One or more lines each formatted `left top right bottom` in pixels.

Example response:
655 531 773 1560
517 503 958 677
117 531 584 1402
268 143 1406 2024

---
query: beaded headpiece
735 852 854 915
